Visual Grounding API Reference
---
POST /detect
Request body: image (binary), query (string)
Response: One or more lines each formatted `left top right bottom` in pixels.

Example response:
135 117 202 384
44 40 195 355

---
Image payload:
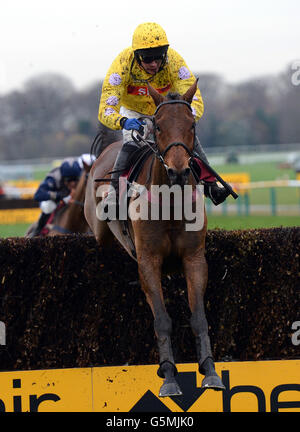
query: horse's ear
147 82 165 107
182 78 199 104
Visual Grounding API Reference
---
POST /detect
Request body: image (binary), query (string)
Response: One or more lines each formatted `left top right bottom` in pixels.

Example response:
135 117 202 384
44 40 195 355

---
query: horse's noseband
161 142 193 158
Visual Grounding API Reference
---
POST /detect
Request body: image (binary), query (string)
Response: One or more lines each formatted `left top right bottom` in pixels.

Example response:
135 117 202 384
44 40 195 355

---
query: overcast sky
0 0 299 94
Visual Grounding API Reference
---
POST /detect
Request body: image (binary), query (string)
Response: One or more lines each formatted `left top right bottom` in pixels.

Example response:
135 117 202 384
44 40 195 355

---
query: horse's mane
90 125 122 159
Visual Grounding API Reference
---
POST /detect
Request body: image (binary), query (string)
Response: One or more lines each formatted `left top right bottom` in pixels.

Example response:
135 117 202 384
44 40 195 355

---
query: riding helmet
60 161 81 179
132 22 169 56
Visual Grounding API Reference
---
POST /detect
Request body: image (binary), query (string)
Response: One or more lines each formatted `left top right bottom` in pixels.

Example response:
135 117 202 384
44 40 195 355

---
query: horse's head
148 80 198 186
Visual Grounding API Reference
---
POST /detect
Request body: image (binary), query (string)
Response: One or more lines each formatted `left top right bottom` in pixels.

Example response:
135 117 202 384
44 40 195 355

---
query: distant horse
84 80 225 397
26 163 91 237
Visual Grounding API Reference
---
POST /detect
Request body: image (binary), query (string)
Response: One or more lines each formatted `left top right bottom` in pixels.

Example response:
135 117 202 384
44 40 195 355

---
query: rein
132 99 195 174
70 199 85 207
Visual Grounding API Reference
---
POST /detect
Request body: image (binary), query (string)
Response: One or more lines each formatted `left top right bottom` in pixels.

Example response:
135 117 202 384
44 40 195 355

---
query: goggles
139 54 164 64
64 176 78 182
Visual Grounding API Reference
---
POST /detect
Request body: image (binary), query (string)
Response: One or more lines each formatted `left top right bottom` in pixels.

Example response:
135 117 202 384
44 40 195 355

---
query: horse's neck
67 192 85 227
52 205 68 225
61 175 87 231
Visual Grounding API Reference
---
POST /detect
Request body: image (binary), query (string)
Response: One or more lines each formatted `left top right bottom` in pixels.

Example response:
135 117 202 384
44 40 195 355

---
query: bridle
132 99 196 174
154 99 193 115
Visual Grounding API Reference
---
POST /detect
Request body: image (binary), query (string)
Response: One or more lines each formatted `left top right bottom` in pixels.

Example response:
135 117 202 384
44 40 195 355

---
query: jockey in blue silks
30 154 94 236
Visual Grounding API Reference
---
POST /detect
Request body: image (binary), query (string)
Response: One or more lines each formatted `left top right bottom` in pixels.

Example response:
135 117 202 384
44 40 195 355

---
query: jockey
30 154 94 237
98 22 230 211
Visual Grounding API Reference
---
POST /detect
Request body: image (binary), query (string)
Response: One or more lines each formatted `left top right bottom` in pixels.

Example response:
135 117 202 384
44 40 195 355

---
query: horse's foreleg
183 254 225 391
138 255 182 397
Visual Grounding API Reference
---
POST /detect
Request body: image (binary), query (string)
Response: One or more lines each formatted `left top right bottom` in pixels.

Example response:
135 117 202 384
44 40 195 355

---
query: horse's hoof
201 374 225 391
159 379 183 398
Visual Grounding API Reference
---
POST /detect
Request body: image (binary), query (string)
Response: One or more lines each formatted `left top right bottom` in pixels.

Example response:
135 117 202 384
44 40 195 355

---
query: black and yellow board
0 208 39 224
0 360 299 412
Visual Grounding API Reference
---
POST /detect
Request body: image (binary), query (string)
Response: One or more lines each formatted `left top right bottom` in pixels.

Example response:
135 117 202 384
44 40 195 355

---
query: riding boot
29 212 49 237
193 137 230 206
101 141 139 219
193 136 209 165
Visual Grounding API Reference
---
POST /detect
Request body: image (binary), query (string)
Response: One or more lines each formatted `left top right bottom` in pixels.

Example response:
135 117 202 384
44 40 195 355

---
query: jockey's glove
120 117 145 135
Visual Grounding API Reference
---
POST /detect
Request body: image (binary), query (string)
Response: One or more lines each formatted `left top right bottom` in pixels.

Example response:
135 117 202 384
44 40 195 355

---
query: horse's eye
191 123 195 130
156 125 161 132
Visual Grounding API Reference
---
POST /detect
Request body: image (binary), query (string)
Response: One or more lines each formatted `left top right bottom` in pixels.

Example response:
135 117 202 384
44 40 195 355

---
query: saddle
127 145 154 182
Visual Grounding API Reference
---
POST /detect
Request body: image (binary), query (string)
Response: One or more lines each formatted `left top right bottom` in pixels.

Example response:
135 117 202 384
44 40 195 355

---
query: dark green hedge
0 199 39 209
0 227 299 371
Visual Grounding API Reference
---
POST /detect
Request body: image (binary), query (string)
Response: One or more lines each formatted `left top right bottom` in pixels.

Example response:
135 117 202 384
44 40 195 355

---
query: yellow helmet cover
132 22 169 51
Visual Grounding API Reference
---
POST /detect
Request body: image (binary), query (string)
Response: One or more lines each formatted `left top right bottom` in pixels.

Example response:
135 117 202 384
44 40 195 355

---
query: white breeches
119 106 154 143
40 200 57 214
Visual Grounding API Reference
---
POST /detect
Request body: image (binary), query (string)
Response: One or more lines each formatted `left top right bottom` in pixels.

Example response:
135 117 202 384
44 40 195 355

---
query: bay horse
46 164 91 236
26 163 91 237
84 80 225 397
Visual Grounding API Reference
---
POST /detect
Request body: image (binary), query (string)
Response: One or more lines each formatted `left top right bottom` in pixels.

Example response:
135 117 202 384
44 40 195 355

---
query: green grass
217 161 296 182
246 187 299 205
0 224 30 238
33 169 50 181
216 160 300 206
207 215 300 230
0 215 299 238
